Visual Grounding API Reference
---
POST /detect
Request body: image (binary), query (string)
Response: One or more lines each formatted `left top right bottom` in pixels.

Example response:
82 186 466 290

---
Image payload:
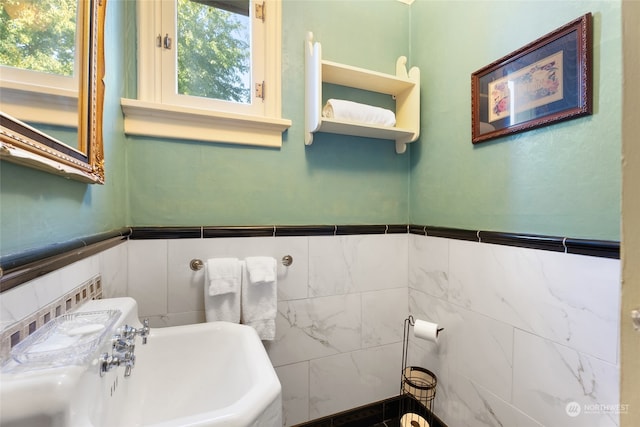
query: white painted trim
121 98 291 147
136 0 284 120
0 83 78 128
136 0 162 103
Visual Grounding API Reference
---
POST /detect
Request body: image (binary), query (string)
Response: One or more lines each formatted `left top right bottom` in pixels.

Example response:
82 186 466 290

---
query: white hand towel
206 258 241 296
245 256 277 284
204 289 241 323
322 99 396 127
242 257 277 340
204 258 242 323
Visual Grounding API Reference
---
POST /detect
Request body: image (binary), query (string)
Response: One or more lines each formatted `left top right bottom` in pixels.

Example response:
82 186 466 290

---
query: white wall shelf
304 32 420 154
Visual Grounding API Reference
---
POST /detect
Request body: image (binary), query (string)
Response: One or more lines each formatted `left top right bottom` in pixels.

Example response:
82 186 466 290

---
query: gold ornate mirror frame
0 0 106 184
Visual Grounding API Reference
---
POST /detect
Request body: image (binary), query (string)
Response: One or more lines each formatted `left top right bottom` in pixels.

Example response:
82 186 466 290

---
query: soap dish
11 310 121 367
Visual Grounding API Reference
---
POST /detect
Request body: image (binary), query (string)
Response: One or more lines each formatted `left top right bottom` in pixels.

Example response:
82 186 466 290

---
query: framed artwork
471 13 592 144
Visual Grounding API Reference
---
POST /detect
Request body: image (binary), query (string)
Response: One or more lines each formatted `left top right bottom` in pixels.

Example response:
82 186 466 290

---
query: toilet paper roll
413 319 440 343
400 412 430 427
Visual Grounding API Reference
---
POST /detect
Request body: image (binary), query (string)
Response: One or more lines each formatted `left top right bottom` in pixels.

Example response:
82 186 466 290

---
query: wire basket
399 315 437 426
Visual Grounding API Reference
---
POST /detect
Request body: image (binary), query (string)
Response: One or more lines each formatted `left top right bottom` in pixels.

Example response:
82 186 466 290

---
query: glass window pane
0 0 77 76
177 0 251 104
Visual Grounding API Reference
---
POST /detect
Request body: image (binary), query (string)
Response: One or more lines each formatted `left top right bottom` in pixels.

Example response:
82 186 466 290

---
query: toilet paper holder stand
399 315 442 422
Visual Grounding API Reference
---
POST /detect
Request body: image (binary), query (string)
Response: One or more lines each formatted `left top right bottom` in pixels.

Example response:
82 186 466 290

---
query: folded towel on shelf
322 99 396 127
242 256 278 340
204 258 242 323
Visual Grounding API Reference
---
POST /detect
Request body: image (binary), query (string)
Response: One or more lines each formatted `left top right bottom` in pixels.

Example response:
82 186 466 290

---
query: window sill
120 99 292 147
0 82 78 128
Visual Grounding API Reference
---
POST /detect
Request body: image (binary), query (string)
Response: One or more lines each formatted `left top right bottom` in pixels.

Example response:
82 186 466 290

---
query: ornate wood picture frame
471 13 592 144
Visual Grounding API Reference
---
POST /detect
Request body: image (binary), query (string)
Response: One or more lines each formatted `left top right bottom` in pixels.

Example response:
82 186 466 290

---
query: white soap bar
67 323 105 336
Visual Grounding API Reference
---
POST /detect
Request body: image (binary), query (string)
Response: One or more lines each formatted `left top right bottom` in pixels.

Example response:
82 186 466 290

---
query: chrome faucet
99 333 137 377
139 319 150 344
112 334 135 354
121 319 150 344
99 319 149 377
100 349 135 377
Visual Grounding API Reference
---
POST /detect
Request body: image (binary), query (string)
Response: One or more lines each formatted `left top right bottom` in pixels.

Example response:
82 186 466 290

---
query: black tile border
276 225 336 236
0 228 131 293
408 225 619 259
292 394 448 427
204 226 275 238
0 224 620 293
0 228 131 270
564 238 620 259
4 224 617 259
479 231 565 253
337 224 408 235
411 225 479 242
387 224 410 234
126 225 411 239
130 226 202 239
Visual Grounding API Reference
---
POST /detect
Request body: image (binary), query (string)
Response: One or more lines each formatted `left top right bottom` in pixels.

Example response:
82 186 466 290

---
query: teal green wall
0 0 622 257
408 1 622 240
0 0 129 256
126 0 411 227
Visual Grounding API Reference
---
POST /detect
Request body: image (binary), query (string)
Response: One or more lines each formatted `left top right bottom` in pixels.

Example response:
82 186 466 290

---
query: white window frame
122 0 290 147
0 1 83 129
159 0 265 116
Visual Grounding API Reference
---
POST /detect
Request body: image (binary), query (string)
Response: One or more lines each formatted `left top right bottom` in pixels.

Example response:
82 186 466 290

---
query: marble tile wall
126 233 409 426
408 234 621 427
1 233 621 427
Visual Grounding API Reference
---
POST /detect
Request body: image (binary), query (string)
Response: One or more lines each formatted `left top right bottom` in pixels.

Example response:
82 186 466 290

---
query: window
0 0 82 128
123 0 290 147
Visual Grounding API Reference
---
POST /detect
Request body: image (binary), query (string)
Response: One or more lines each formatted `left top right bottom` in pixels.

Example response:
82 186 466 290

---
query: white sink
0 297 282 427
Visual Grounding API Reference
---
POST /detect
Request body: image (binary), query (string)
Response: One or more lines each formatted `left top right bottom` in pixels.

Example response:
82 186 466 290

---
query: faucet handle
99 352 114 377
119 322 150 344
100 350 136 377
139 319 150 344
120 325 136 340
123 352 136 377
112 334 134 353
